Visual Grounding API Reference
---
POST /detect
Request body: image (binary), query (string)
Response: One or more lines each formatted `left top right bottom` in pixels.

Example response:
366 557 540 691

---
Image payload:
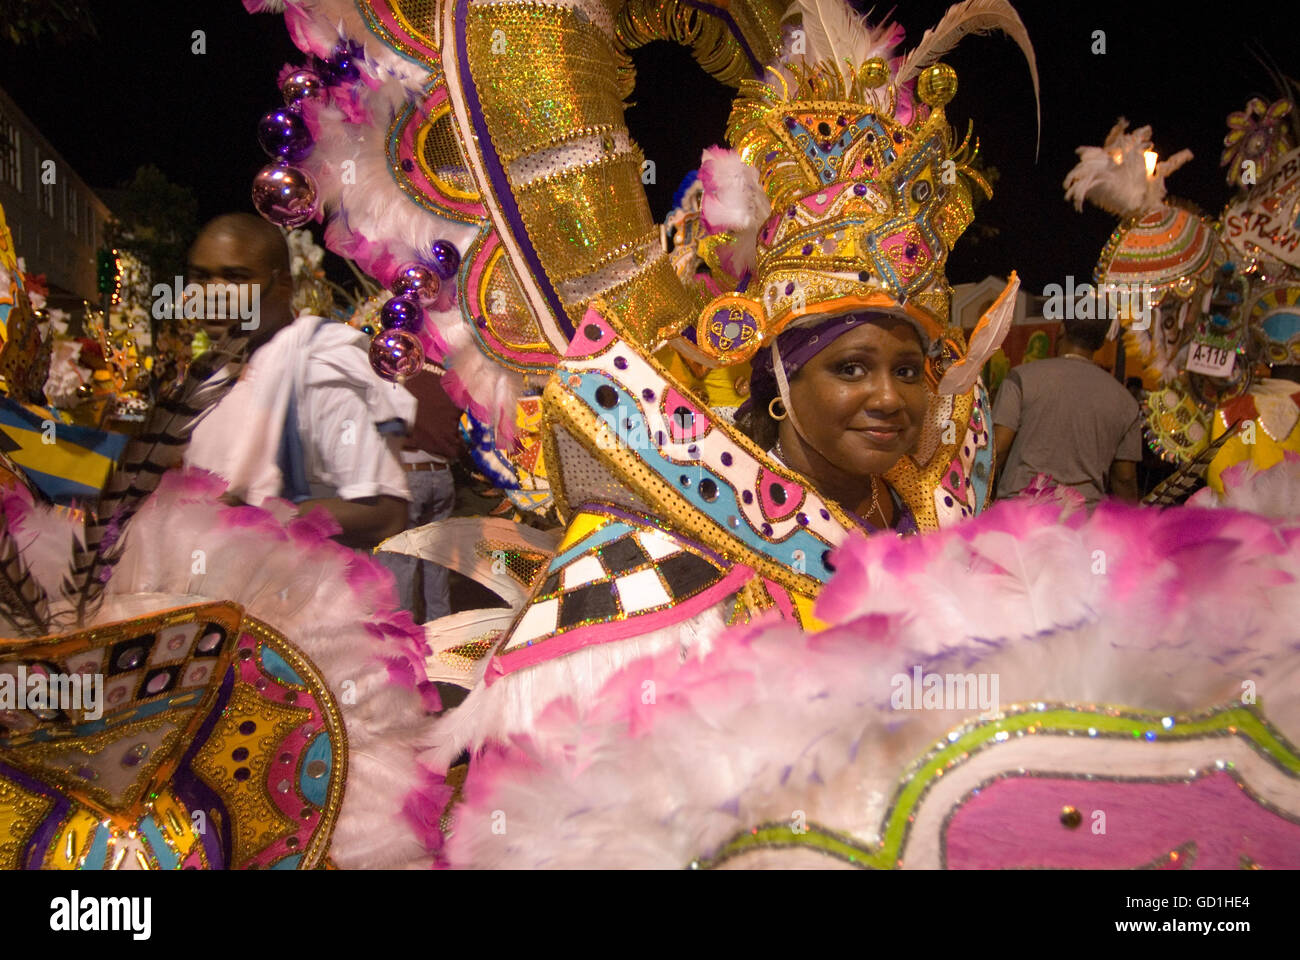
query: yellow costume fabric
1207 380 1300 493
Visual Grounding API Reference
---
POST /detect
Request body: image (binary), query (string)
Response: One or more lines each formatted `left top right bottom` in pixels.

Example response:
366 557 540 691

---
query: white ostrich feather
1190 451 1300 518
896 0 1040 151
1064 118 1193 218
433 301 526 436
782 0 903 84
424 601 731 771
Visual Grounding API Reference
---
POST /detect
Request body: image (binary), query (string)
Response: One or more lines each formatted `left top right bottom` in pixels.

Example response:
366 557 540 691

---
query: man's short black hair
195 212 292 278
1063 316 1110 352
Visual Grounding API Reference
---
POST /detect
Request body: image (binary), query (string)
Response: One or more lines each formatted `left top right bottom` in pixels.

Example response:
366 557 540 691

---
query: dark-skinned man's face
186 230 292 350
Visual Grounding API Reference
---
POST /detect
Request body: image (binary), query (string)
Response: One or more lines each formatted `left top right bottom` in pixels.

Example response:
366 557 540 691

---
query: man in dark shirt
993 316 1142 508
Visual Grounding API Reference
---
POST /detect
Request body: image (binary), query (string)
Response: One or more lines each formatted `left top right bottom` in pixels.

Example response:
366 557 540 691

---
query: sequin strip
696 702 1300 869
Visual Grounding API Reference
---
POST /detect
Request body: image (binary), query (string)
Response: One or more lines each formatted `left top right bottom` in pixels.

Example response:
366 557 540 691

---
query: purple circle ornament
369 329 425 382
251 163 319 229
257 107 314 163
391 263 441 304
428 240 461 280
706 304 758 354
379 295 425 334
328 42 361 84
281 68 327 106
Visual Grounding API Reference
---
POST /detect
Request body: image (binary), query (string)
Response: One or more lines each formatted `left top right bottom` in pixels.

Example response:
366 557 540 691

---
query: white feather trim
1189 451 1300 518
445 487 1300 868
425 601 732 771
305 97 478 270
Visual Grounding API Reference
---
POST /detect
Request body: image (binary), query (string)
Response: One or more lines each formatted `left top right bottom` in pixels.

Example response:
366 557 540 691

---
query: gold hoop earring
768 397 787 421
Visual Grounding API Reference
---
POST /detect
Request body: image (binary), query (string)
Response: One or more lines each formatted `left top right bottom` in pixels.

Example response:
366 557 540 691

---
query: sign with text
1185 340 1237 377
1223 146 1300 267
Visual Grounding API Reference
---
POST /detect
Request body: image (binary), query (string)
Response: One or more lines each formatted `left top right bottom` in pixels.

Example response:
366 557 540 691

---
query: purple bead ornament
379 295 425 334
281 68 326 106
251 163 319 229
428 240 461 280
391 263 441 304
369 330 425 382
257 107 314 163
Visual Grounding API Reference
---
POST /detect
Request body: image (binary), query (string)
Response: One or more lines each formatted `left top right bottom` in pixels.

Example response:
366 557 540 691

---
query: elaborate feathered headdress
1065 119 1223 305
689 0 1038 386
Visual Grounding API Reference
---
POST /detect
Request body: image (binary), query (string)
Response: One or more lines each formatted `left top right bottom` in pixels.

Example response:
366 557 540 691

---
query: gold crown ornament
692 0 1039 390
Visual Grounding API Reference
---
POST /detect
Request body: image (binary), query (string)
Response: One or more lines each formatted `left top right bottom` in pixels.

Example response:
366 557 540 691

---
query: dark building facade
0 86 113 309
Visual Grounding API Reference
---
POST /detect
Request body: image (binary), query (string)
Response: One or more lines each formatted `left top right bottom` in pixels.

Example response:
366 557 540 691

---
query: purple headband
737 314 876 419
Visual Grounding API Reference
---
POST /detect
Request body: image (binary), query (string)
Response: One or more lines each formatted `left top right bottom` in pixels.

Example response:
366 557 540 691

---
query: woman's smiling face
785 316 929 479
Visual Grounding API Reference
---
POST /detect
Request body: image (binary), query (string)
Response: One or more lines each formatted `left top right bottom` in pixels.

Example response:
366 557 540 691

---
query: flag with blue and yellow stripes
0 398 126 504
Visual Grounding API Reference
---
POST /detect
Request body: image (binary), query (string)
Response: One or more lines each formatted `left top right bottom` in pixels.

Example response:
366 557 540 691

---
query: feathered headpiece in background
1064 118 1193 218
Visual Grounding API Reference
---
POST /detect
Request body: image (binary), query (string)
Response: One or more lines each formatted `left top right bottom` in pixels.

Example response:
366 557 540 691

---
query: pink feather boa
1 469 445 868
444 462 1300 868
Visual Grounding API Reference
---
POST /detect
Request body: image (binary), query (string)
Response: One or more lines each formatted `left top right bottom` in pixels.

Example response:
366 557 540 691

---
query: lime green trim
698 703 1300 869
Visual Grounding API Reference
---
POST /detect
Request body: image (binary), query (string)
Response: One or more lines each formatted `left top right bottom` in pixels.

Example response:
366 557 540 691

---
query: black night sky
2 0 1298 295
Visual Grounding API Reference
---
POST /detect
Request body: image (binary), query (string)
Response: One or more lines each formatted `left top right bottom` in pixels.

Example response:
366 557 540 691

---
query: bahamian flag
0 398 127 504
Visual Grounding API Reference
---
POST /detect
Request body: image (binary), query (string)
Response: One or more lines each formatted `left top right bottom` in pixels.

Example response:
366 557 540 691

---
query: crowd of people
168 215 1166 634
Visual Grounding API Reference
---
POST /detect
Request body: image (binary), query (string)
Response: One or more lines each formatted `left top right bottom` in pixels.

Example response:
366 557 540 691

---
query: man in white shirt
184 213 413 550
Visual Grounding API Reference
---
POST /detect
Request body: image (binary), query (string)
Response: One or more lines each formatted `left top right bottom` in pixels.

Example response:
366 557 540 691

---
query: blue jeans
379 466 455 622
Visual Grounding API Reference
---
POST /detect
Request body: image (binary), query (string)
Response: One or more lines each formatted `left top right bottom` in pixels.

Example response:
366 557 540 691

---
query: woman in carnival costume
230 0 1300 869
406 4 1300 867
3 0 1298 871
402 0 1030 767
